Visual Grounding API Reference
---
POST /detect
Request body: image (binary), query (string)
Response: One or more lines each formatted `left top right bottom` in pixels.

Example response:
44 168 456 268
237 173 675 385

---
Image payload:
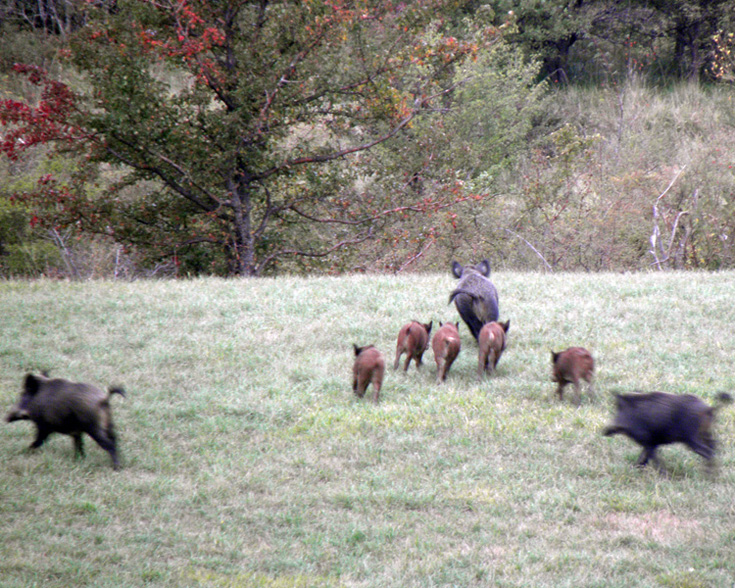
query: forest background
1 0 735 278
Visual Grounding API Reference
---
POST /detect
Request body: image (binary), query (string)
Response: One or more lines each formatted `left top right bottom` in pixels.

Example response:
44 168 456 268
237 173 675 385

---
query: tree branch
256 228 374 275
649 165 687 270
504 228 552 271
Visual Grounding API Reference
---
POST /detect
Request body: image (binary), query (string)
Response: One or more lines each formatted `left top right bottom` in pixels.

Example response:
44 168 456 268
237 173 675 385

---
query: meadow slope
1 272 734 588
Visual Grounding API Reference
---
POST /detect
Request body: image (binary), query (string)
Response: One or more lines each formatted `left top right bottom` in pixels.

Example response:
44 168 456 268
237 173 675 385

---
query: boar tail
448 288 475 305
108 386 126 398
714 392 733 411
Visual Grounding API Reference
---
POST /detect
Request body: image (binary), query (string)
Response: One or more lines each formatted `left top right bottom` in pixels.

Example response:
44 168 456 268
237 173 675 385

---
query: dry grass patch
600 512 704 546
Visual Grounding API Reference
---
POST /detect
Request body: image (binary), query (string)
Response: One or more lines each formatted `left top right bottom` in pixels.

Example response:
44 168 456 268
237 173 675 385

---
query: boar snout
5 408 30 422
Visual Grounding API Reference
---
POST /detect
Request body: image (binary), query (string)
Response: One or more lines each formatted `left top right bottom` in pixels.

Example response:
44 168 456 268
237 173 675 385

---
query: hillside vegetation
2 1 735 277
1 272 734 587
3 66 735 276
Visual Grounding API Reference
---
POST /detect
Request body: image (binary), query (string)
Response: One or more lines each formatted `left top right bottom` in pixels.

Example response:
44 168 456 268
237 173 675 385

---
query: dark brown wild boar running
5 373 126 469
603 391 733 474
394 321 433 372
478 320 510 379
352 345 385 403
551 347 595 405
432 322 461 384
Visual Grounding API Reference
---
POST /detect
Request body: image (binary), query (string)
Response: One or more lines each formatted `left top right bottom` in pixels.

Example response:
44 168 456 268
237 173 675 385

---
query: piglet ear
23 373 41 396
451 261 463 278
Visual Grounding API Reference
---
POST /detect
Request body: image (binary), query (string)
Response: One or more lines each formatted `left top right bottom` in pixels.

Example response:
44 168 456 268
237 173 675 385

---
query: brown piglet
394 321 433 372
551 347 595 405
353 344 385 403
478 319 510 379
432 322 461 384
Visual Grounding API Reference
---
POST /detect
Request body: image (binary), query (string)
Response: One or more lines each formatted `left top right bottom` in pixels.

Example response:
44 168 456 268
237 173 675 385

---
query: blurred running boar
603 391 733 474
478 320 510 379
5 373 126 469
551 347 595 405
432 322 461 384
394 320 433 372
352 345 385 403
448 259 499 341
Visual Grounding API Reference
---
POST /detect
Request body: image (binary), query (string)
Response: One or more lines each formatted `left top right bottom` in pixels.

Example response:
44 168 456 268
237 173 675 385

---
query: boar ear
23 373 41 396
353 344 361 356
451 261 463 278
426 321 433 333
550 350 559 362
502 319 510 332
476 259 491 276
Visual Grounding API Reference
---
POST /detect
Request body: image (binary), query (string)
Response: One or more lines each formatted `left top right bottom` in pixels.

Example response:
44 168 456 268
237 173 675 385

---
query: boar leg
88 429 120 469
73 433 85 459
587 376 595 399
686 436 715 463
353 376 364 398
636 446 665 472
488 350 497 373
371 377 381 403
573 381 582 406
29 426 51 450
636 447 652 467
477 350 487 380
436 360 445 384
404 355 412 372
556 382 566 401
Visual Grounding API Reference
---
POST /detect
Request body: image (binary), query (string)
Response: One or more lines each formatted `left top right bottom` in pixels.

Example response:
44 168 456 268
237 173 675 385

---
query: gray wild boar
551 347 595 405
5 373 126 469
603 391 733 474
448 259 499 341
394 320 433 372
478 319 510 379
353 345 385 403
432 321 461 383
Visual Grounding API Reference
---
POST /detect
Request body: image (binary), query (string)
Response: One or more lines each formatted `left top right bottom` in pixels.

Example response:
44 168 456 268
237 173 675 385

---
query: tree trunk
674 20 703 81
229 177 256 276
543 34 577 84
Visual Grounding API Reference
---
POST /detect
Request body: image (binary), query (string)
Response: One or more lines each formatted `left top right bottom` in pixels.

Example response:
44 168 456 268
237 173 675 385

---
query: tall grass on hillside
463 79 735 274
1 272 734 587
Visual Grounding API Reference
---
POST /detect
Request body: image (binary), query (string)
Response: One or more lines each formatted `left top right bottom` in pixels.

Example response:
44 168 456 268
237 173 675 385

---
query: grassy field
1 271 734 588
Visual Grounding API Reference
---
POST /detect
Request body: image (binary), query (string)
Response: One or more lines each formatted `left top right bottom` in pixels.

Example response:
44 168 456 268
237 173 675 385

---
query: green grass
1 272 734 587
